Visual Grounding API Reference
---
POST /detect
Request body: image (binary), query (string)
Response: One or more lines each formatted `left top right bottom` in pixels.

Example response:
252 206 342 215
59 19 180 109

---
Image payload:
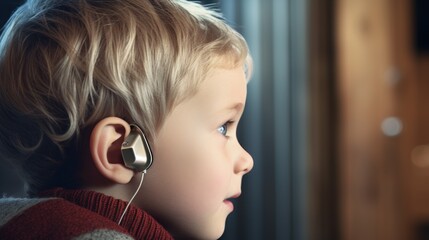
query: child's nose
235 144 254 175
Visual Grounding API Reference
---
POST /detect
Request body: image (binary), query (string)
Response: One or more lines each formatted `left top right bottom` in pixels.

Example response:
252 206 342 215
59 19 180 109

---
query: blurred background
2 0 429 239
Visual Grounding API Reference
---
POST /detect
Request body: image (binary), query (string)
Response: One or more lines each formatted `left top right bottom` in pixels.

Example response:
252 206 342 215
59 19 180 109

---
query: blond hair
0 0 251 194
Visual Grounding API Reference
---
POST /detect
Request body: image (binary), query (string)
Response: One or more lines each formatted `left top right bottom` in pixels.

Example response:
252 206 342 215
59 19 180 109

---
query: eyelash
217 121 234 137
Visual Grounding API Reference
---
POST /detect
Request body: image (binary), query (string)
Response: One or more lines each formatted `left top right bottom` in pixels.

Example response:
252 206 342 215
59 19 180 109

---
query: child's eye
217 121 232 136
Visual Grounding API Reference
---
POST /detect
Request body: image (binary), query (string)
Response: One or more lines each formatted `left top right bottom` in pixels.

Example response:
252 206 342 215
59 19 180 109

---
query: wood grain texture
336 0 402 239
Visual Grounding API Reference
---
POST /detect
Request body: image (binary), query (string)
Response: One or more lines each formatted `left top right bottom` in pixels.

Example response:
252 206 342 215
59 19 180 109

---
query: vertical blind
217 1 309 239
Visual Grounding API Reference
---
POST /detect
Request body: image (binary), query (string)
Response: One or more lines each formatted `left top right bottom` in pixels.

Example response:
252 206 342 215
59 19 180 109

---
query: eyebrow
227 103 244 112
211 103 244 120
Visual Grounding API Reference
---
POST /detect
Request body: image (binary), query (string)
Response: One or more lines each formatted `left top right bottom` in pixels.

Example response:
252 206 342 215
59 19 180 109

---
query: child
0 0 254 239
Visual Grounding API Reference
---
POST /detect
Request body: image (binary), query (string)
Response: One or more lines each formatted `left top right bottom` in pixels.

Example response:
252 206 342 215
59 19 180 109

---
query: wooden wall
336 0 429 239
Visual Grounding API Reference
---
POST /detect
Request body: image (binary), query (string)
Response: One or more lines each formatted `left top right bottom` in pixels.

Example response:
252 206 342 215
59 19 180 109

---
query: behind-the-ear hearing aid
121 124 153 172
118 124 153 226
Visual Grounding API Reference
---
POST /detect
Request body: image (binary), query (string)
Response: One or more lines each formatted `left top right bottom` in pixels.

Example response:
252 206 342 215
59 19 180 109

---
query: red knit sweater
0 188 173 240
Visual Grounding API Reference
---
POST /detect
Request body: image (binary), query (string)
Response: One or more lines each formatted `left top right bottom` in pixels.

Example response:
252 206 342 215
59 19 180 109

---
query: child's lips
224 193 241 211
223 199 234 211
229 193 241 199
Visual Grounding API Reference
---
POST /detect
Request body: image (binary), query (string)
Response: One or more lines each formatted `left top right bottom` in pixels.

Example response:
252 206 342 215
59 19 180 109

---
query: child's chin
187 224 226 240
172 214 227 239
206 223 227 240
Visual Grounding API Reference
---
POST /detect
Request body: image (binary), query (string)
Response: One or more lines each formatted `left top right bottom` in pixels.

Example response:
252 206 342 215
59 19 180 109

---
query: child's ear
89 117 135 184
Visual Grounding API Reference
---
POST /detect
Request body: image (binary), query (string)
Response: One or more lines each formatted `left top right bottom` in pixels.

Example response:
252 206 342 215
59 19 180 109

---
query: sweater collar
40 188 173 240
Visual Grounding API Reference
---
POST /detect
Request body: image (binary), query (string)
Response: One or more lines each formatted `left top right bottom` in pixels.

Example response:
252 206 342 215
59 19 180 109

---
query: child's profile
0 0 253 239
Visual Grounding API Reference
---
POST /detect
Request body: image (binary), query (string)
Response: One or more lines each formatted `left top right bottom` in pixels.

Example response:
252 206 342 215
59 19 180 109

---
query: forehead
193 67 247 111
168 66 247 123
